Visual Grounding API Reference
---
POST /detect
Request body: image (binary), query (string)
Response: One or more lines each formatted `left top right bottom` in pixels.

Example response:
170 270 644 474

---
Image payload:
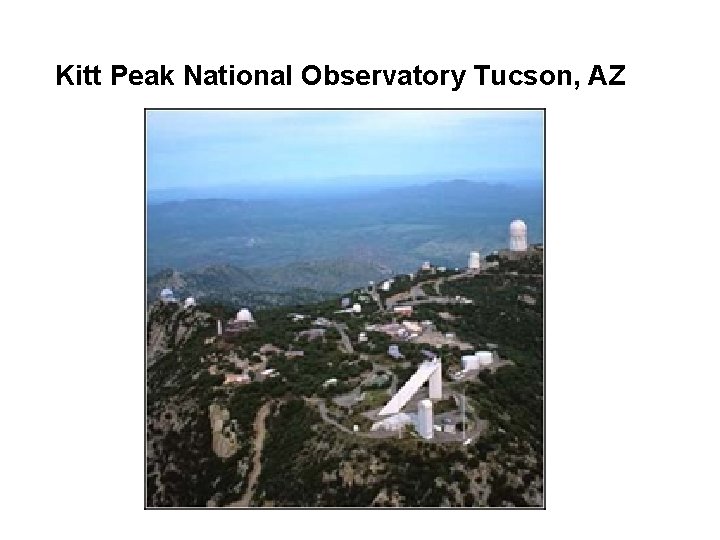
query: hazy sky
146 110 543 190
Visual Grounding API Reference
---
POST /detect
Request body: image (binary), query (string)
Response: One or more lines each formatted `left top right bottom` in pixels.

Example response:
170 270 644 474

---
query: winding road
228 401 273 507
333 322 354 354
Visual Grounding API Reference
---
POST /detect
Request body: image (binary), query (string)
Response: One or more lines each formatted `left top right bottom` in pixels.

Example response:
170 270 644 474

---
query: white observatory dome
510 219 527 233
160 288 175 302
236 308 254 323
183 297 196 308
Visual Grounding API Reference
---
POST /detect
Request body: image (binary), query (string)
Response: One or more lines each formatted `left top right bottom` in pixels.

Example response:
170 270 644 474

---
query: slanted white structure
379 358 442 416
417 400 434 439
509 219 528 251
461 351 493 371
468 251 481 269
183 297 196 309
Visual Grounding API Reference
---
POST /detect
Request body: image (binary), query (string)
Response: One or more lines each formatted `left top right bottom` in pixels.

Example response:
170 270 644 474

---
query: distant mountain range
147 258 395 307
147 171 542 203
147 179 543 300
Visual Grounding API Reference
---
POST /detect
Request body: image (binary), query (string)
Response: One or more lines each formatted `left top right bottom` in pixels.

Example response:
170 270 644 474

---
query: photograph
145 109 545 508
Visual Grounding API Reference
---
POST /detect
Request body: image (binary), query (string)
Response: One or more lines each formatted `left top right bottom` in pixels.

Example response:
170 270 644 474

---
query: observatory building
461 351 493 371
417 400 434 439
509 219 528 251
159 288 176 302
236 308 255 325
223 308 257 337
183 297 196 309
379 358 442 416
468 251 481 270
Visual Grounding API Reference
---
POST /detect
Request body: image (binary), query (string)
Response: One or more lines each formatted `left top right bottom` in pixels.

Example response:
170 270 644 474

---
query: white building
417 400 434 439
352 303 362 313
421 261 431 271
217 319 223 336
371 412 412 432
380 280 391 292
468 251 481 270
402 320 423 334
443 418 456 434
509 219 528 251
461 351 493 370
183 297 196 308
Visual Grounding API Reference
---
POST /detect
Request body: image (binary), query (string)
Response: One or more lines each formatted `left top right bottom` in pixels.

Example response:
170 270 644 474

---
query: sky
146 110 544 192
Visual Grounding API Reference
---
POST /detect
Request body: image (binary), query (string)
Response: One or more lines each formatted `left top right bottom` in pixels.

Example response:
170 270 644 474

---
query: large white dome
236 308 254 322
510 219 527 233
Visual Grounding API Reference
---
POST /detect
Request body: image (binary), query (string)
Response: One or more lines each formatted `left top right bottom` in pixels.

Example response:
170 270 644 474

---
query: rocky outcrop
208 404 240 459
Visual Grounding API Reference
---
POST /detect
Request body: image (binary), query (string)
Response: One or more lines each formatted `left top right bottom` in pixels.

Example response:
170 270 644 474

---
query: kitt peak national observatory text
56 64 626 91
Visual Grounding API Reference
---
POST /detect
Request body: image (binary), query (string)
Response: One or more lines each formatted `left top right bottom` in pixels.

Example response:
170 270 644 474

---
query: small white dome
183 297 196 308
160 288 175 301
510 219 527 233
236 308 254 322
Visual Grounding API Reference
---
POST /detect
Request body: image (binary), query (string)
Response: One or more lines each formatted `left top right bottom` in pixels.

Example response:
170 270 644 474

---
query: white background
1 0 718 537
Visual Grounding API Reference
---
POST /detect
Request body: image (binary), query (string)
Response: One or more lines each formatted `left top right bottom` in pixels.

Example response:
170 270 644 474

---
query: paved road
333 323 354 354
399 296 473 307
311 398 356 435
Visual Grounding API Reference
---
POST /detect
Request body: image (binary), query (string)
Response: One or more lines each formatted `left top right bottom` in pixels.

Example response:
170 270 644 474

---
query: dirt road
228 400 272 507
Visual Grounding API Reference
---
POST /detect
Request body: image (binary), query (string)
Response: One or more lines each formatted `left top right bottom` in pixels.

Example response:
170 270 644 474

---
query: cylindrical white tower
217 319 223 336
468 251 481 270
509 219 528 251
417 399 434 439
